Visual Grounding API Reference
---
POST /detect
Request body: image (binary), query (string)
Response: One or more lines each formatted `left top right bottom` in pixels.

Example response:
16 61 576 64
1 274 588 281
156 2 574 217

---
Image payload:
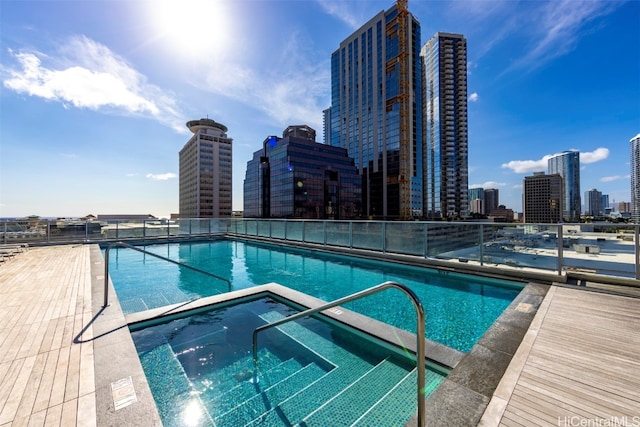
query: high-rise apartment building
329 0 422 219
584 188 603 217
179 118 232 218
523 172 563 223
484 188 499 213
422 32 469 219
631 133 640 223
548 151 580 221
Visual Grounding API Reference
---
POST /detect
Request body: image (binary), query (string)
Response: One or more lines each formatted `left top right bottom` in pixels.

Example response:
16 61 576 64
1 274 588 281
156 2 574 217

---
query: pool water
108 240 522 352
130 296 446 427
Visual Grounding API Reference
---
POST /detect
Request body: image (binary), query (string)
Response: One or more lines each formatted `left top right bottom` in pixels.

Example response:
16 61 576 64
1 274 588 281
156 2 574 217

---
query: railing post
116 221 119 240
323 221 327 245
349 221 353 249
2 221 6 244
424 222 428 258
302 220 306 243
47 221 51 243
479 224 484 266
557 224 564 276
382 222 386 253
635 224 639 281
143 220 147 241
103 247 111 307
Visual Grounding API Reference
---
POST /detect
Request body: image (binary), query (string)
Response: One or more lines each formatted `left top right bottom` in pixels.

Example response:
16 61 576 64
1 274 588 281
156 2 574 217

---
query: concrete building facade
523 172 563 223
179 118 233 218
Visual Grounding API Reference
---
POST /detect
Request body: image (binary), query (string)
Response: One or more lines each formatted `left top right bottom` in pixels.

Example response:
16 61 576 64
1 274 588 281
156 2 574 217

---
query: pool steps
208 310 440 426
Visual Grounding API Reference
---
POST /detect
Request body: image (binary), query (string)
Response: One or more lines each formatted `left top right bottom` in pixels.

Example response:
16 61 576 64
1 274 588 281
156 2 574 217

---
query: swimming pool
107 239 523 352
129 295 447 427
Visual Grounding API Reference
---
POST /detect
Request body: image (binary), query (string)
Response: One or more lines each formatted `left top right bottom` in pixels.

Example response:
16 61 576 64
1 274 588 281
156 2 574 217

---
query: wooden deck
0 245 95 427
1 244 639 426
480 285 640 426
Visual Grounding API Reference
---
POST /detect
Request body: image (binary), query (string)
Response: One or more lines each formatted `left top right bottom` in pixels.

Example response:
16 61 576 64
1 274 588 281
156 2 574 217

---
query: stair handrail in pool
251 280 427 427
103 241 231 308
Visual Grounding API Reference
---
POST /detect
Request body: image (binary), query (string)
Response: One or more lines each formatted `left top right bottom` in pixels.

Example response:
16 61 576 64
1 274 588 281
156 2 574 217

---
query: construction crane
397 0 411 220
384 0 411 220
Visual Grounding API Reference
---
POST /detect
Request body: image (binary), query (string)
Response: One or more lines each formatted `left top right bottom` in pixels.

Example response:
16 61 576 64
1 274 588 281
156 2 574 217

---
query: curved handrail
103 241 231 308
251 281 426 427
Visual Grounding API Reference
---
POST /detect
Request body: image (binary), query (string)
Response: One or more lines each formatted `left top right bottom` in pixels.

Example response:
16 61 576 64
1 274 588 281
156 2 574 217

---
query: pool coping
90 242 549 427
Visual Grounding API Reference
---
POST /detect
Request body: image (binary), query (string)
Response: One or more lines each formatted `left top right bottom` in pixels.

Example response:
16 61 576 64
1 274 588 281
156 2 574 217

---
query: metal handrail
251 281 427 427
103 241 231 308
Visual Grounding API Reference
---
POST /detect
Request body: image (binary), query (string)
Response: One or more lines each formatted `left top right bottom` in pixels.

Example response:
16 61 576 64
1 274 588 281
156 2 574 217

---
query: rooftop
0 243 639 426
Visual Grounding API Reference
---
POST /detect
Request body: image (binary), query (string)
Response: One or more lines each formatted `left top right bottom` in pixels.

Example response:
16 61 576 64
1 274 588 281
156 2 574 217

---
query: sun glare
150 0 231 59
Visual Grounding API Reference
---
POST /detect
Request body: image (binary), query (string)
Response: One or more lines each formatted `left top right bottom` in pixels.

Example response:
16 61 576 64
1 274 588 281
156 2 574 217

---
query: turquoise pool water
107 240 523 352
130 296 446 427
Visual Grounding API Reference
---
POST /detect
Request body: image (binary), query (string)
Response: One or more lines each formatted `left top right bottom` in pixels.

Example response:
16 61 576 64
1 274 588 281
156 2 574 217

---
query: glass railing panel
385 222 425 256
561 223 637 278
257 221 271 238
425 223 478 262
245 220 258 236
303 221 325 244
352 222 383 251
467 223 558 272
270 221 286 239
325 221 350 247
285 221 303 241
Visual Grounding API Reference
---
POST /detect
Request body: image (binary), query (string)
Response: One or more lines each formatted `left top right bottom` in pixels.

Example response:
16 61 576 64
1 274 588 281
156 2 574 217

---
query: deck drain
515 302 533 313
111 376 138 410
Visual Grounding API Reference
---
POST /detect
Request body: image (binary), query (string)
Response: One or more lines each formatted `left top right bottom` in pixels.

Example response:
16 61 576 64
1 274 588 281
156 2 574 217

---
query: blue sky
1 0 638 219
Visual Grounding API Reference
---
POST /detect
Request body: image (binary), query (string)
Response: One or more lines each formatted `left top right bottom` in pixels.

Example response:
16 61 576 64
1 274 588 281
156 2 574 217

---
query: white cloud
202 30 329 129
580 147 609 164
2 36 187 133
502 147 609 174
501 155 551 174
469 92 479 102
146 173 177 181
503 1 622 74
315 0 371 30
470 181 506 189
600 174 629 183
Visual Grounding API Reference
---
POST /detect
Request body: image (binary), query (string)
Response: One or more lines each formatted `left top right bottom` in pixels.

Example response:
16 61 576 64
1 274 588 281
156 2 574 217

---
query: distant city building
523 172 563 223
618 201 632 213
547 151 580 221
488 205 514 222
601 194 609 212
484 188 499 213
422 32 469 219
243 125 361 219
631 133 640 223
468 188 484 214
179 118 232 218
584 188 603 217
322 108 330 145
329 1 422 219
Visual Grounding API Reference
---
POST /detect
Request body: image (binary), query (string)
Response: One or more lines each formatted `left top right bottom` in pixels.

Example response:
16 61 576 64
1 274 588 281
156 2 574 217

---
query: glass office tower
547 151 581 221
243 125 361 219
329 1 422 219
422 32 469 219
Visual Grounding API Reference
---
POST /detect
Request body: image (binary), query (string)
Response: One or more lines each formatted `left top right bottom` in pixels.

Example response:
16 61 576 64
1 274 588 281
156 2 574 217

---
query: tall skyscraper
631 133 640 223
484 188 499 213
243 125 361 219
422 32 469 219
179 118 232 218
468 187 484 214
329 0 422 219
523 172 563 223
547 151 580 221
584 188 603 217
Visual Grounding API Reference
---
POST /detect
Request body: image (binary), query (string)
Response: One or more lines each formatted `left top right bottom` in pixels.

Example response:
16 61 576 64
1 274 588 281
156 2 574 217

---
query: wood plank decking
1 244 639 426
480 285 640 426
0 245 95 427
